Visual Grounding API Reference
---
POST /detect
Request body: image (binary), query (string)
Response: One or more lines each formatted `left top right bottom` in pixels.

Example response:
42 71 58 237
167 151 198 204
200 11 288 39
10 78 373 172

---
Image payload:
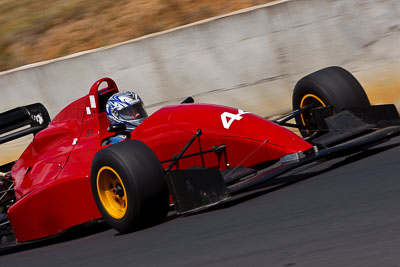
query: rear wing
0 103 51 145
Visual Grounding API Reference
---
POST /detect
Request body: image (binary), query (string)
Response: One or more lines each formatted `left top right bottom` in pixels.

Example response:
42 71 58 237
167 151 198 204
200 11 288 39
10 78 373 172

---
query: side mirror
180 97 194 104
108 123 126 133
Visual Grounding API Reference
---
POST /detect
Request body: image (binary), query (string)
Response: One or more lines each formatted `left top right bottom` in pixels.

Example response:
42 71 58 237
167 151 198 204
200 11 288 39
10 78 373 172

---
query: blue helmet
105 91 148 131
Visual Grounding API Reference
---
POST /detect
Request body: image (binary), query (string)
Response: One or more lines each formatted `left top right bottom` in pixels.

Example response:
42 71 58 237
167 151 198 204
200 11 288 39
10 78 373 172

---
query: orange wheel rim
97 166 128 219
299 94 326 135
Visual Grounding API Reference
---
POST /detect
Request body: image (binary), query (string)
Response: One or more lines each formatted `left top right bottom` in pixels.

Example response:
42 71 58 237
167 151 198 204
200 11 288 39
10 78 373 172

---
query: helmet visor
119 103 147 120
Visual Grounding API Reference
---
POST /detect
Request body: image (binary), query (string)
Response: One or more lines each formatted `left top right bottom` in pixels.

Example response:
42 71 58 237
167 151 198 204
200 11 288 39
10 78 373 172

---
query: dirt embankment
0 0 275 72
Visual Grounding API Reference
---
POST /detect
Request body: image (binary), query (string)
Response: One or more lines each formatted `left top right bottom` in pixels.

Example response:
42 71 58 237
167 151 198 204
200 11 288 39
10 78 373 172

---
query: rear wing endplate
0 103 51 145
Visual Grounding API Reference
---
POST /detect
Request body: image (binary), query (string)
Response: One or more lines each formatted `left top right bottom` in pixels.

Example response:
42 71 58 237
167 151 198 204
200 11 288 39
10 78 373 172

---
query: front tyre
292 66 370 137
90 140 169 233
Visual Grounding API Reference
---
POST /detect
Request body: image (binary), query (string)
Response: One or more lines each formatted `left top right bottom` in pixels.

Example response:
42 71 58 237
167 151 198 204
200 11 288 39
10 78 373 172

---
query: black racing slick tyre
292 66 371 137
90 140 169 234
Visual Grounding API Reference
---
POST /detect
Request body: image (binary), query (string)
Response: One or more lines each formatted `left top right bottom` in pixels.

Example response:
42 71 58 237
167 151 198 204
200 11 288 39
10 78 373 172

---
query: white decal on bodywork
89 95 96 109
72 138 78 145
220 109 250 129
31 114 44 125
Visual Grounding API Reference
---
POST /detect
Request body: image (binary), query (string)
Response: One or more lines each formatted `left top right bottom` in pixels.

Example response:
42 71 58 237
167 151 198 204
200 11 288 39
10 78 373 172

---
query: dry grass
0 0 275 72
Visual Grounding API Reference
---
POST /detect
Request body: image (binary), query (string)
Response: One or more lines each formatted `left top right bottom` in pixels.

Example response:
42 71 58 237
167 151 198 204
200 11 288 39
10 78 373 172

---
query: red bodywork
8 78 312 242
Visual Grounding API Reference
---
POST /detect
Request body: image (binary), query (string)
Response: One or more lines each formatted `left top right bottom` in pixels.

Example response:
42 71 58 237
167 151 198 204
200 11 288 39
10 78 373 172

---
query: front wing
166 105 400 214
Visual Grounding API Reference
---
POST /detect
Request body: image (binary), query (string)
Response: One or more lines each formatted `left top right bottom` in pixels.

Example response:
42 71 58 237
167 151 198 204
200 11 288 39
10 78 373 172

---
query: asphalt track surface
1 136 400 266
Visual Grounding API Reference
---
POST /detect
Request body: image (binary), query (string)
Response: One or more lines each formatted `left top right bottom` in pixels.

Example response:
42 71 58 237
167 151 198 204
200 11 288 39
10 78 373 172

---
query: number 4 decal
221 109 250 129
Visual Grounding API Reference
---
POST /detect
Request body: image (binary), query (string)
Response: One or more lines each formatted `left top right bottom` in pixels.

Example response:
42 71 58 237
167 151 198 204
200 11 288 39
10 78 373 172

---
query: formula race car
1 66 399 244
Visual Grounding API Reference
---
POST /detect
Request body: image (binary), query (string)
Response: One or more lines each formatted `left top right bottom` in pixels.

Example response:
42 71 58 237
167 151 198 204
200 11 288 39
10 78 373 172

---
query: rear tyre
90 140 169 233
292 66 370 137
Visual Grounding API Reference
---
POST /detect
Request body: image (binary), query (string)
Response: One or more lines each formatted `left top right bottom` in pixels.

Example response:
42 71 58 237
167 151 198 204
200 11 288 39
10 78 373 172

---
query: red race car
1 66 399 244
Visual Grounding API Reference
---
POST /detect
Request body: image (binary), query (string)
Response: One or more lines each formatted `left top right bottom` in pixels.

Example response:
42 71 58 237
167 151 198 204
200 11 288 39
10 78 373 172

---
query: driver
105 91 148 144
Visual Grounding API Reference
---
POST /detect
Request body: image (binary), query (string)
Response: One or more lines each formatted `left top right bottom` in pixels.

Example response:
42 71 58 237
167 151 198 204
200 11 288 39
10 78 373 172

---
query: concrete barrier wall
1 0 400 162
